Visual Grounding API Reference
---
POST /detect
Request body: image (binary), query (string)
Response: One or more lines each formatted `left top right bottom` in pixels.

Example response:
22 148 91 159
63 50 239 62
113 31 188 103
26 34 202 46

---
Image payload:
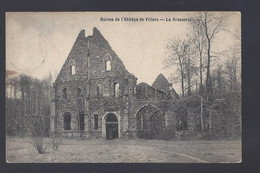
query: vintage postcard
6 12 241 163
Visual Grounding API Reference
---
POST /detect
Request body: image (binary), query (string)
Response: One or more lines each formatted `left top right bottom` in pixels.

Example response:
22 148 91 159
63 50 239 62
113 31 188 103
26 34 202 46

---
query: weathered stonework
51 28 179 139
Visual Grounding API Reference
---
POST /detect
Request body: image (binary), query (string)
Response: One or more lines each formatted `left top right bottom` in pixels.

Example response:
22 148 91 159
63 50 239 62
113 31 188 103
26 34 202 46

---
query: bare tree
188 16 207 95
224 53 240 92
184 45 193 96
191 12 229 100
164 38 190 97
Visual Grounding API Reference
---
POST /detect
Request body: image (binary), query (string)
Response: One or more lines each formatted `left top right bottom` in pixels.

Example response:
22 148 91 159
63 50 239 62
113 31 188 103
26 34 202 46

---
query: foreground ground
6 137 241 163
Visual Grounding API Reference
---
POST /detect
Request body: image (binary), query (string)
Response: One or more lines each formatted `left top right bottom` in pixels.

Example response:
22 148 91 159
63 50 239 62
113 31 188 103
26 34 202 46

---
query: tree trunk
187 56 191 96
179 59 185 97
199 49 203 90
205 28 212 101
200 97 204 132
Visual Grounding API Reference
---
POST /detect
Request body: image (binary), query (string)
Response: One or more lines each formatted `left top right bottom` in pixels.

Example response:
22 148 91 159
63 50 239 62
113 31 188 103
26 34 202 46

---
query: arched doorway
105 113 118 140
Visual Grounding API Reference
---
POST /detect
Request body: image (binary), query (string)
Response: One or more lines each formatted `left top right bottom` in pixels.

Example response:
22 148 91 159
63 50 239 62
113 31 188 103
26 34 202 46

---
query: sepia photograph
6 12 241 163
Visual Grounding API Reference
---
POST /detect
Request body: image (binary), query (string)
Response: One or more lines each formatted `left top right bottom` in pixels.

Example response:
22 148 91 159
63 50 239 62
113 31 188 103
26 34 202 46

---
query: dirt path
138 146 209 163
6 137 241 163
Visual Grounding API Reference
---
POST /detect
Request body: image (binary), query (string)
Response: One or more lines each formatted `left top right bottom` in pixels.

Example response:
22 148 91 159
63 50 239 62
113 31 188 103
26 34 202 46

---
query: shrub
200 133 216 140
32 137 48 154
156 124 176 140
29 116 49 154
137 130 156 139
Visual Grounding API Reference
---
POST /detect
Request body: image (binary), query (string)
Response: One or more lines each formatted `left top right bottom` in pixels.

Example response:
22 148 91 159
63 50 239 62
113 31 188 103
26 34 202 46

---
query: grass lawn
6 137 241 163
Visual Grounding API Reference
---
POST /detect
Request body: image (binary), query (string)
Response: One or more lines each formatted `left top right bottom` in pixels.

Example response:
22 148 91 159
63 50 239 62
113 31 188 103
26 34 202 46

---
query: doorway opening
105 113 118 140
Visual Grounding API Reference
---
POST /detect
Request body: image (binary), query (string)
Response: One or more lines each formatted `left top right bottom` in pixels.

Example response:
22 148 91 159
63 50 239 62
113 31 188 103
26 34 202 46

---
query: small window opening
106 61 111 71
114 82 120 97
96 85 100 95
62 88 67 99
94 114 98 130
70 65 75 75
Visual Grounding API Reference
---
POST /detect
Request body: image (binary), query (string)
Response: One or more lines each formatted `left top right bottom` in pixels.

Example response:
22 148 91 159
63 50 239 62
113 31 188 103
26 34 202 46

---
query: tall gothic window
79 113 85 131
64 113 71 130
94 114 98 130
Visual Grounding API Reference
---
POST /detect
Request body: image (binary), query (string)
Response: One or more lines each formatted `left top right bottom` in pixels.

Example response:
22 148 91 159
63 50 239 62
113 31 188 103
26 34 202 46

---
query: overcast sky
6 12 240 93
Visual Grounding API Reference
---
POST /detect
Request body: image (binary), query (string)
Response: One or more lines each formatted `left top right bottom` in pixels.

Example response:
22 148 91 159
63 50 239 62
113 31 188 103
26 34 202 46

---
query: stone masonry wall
53 28 138 138
52 28 178 139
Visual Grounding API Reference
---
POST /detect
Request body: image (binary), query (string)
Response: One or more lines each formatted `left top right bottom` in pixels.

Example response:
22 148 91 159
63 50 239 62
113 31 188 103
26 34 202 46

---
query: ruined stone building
51 28 179 139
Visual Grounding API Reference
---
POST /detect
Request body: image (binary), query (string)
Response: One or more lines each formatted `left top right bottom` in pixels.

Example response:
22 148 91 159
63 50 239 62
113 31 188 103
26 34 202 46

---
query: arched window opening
70 65 76 75
105 61 111 71
79 113 85 131
64 113 71 130
62 88 67 99
114 82 120 97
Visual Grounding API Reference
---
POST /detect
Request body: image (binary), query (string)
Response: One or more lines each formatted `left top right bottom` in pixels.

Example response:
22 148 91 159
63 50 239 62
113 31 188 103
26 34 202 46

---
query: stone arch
102 112 120 139
104 54 113 61
134 103 159 118
135 104 165 137
68 59 76 65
